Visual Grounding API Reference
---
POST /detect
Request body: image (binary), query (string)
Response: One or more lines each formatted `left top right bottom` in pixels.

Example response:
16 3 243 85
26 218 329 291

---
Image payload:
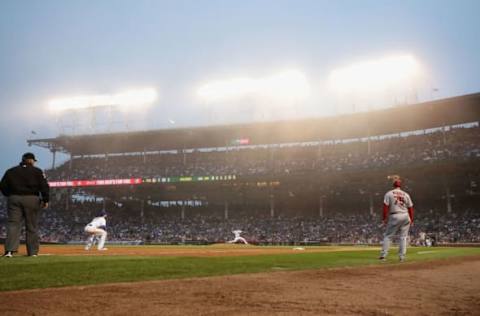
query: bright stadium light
48 88 158 112
260 69 310 101
197 77 257 102
328 55 422 93
197 69 310 103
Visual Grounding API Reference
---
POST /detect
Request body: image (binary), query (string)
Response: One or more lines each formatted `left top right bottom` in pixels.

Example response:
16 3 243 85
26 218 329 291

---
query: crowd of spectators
46 125 480 180
1 198 478 245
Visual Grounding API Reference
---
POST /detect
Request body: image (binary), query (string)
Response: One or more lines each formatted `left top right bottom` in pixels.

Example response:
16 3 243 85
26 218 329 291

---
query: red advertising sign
49 178 143 188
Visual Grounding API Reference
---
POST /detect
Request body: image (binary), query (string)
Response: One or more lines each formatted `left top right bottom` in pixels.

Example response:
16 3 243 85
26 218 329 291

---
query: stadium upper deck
28 93 480 156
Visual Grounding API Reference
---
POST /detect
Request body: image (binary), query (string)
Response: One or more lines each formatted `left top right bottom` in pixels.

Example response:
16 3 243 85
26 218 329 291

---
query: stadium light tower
196 69 310 103
48 88 158 112
328 55 423 112
196 69 310 123
47 88 158 134
328 55 421 93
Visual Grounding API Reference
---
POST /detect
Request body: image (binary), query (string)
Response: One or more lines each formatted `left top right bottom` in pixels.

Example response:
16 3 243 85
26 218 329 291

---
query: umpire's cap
22 152 37 161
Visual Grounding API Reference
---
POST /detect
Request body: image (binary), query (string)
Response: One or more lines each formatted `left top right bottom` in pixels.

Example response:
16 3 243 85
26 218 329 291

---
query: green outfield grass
0 246 479 292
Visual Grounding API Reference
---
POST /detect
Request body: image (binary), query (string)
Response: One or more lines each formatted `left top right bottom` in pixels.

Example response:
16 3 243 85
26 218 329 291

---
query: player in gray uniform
379 176 414 262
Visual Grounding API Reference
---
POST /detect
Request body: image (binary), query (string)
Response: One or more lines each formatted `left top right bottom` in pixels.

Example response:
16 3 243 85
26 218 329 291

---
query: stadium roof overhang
28 92 480 155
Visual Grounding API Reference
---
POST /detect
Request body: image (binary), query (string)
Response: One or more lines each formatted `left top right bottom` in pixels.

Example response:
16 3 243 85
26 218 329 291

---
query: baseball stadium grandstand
2 93 479 245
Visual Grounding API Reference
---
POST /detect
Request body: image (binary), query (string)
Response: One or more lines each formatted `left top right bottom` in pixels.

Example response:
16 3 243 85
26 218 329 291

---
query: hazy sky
1 0 479 171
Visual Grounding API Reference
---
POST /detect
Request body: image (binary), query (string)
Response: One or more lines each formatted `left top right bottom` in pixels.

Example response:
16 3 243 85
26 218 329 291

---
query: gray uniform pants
5 195 41 255
380 213 411 259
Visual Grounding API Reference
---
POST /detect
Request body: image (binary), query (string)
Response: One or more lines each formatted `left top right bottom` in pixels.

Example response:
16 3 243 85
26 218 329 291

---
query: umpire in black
0 152 49 257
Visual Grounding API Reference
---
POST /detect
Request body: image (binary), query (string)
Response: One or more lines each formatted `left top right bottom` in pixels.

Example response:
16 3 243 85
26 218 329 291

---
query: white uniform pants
229 237 248 244
381 213 411 259
85 226 107 250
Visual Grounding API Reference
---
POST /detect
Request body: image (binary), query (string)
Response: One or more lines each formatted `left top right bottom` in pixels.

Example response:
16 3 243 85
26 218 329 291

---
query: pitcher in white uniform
228 230 249 244
379 176 414 262
84 210 108 251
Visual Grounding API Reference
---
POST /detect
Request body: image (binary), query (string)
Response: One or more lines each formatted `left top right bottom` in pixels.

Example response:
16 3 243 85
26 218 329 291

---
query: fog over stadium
0 0 480 171
1 3 480 310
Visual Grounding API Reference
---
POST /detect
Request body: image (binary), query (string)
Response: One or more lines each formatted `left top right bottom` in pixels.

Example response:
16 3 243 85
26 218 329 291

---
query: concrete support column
318 195 324 218
446 186 452 213
224 200 229 220
65 188 70 211
369 193 374 216
51 150 57 170
367 138 371 155
269 194 275 218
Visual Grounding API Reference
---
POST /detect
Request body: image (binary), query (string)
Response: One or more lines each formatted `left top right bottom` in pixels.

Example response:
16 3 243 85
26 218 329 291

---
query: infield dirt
6 244 374 256
1 254 479 315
